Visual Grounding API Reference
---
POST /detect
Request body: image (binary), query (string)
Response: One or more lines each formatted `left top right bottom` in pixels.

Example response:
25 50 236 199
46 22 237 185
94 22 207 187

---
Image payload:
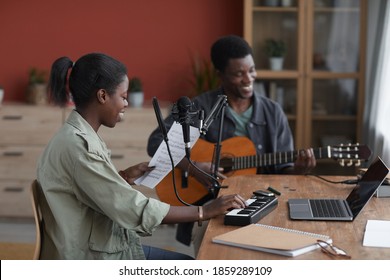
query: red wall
0 0 243 104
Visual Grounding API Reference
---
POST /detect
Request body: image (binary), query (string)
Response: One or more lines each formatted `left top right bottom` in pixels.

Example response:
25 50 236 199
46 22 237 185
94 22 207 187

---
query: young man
147 35 316 254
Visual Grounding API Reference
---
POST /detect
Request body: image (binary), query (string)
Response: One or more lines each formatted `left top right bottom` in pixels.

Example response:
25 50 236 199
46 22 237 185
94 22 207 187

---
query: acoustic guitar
155 136 372 206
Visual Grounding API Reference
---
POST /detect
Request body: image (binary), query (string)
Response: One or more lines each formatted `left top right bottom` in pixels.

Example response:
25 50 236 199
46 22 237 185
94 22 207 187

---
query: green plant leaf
128 77 143 92
29 68 47 84
264 39 287 57
189 54 219 95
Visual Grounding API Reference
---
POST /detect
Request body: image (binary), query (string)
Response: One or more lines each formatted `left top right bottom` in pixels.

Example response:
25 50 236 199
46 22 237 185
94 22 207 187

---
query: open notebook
212 223 331 257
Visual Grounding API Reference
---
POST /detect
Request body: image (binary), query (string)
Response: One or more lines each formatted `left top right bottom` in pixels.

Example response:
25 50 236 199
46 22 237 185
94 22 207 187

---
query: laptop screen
346 157 389 218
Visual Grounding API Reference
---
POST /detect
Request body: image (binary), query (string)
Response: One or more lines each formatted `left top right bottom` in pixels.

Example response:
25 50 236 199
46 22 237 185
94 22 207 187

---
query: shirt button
249 123 254 128
257 144 263 150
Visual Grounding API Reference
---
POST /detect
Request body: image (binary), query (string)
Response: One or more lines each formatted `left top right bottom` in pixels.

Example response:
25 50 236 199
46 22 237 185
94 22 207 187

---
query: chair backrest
30 180 42 260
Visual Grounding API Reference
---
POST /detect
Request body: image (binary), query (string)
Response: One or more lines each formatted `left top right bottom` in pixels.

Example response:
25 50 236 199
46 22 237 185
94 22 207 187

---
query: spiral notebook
212 223 331 257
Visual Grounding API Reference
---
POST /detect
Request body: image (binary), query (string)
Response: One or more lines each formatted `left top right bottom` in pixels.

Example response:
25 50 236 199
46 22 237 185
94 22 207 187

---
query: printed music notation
134 122 200 189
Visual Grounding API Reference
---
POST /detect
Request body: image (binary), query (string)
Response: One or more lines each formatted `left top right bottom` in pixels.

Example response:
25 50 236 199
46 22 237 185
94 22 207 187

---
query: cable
312 174 358 185
163 138 192 206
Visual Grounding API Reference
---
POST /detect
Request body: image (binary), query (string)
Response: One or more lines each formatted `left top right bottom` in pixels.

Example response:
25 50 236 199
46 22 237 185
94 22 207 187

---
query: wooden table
197 174 390 260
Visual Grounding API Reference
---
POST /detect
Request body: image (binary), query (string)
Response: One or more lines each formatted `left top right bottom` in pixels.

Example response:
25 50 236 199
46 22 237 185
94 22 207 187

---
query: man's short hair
211 35 253 72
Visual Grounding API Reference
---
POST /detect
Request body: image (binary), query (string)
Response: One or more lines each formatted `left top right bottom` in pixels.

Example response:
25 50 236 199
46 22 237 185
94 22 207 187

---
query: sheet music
134 122 200 188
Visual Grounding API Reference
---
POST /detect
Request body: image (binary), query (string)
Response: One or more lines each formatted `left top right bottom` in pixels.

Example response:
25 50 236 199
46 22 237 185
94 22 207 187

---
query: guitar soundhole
220 153 235 176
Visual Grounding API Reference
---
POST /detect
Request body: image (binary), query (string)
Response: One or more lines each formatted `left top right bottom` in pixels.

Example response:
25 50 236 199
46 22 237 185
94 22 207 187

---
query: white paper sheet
134 122 200 188
363 220 390 248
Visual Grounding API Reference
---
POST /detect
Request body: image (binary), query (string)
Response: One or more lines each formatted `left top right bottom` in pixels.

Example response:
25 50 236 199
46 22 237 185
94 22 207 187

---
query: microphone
152 97 168 143
154 96 192 206
172 96 194 159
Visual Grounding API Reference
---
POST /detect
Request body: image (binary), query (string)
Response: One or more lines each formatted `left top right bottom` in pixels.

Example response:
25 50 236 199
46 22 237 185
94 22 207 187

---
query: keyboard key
310 199 347 218
224 196 278 226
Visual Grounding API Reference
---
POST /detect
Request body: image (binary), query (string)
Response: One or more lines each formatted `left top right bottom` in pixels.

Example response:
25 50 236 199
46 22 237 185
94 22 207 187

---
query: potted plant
189 54 219 96
264 39 287 70
128 77 144 108
264 0 279 6
26 67 48 105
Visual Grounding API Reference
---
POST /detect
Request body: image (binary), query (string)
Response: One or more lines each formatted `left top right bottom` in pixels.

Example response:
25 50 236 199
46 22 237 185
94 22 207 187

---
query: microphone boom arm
198 95 228 194
200 95 228 135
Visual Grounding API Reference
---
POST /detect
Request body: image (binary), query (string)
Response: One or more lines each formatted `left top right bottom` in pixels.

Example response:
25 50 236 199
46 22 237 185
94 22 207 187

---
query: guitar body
155 137 257 206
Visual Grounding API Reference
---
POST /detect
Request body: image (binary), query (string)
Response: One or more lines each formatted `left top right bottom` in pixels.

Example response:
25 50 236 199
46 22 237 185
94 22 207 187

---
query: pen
267 186 281 196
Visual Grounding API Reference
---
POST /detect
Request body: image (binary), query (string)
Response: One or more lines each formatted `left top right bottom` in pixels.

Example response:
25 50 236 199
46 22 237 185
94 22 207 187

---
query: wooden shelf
253 7 298 12
256 70 300 79
244 0 366 149
312 115 357 121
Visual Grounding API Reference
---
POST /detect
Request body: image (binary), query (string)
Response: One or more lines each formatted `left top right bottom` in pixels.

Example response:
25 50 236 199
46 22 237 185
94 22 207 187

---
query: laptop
288 157 389 221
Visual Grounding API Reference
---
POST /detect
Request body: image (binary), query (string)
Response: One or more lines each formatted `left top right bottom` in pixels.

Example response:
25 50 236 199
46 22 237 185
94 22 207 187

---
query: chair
30 180 42 260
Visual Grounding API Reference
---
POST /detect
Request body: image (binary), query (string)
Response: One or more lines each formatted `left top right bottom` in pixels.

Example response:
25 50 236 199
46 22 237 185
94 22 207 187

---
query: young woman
37 53 246 260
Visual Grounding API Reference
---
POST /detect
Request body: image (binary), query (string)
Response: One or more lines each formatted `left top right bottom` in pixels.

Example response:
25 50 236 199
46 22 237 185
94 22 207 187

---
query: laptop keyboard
310 199 347 218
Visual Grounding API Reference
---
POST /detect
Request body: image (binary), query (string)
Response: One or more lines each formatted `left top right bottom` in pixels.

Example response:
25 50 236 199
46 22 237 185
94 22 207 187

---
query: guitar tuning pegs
339 159 345 166
347 160 353 167
355 160 361 167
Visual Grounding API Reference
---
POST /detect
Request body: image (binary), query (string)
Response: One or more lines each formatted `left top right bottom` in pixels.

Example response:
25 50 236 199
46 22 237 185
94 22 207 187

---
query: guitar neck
231 147 331 170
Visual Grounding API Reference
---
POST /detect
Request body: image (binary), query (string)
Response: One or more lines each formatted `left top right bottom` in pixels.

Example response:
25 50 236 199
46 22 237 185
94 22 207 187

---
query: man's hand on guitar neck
284 148 316 175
